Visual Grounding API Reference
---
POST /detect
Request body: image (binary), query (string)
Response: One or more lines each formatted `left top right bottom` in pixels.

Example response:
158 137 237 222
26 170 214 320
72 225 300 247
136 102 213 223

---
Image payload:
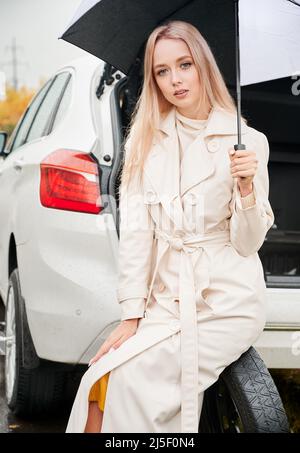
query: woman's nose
171 70 182 85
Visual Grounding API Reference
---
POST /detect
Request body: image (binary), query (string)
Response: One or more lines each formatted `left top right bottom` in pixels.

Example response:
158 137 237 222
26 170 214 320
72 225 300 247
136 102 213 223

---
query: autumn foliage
0 84 36 137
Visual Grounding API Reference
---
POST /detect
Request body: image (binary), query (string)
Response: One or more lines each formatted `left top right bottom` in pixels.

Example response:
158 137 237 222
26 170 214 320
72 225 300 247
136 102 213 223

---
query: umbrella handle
234 143 249 181
234 144 246 151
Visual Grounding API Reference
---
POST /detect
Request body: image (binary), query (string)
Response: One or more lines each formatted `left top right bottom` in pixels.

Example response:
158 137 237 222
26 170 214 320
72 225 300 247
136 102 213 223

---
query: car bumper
253 329 300 368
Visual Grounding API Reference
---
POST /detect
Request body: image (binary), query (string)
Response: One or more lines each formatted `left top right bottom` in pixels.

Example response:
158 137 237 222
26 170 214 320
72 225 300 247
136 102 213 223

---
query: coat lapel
142 105 249 230
143 128 184 230
179 134 215 197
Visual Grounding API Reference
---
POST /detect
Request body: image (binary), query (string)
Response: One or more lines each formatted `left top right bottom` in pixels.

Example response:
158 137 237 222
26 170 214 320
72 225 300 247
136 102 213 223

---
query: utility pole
0 37 26 90
10 37 19 90
6 37 23 90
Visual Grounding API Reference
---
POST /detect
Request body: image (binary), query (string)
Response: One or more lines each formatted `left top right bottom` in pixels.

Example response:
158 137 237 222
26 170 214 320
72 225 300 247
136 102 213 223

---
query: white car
0 55 124 415
0 55 297 430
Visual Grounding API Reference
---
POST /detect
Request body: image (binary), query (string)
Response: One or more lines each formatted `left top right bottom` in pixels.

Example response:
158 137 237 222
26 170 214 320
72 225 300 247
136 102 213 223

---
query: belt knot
169 236 184 251
155 230 195 253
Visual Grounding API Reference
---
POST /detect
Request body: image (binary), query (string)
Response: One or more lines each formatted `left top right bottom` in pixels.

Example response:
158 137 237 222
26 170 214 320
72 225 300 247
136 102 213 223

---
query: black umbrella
60 0 247 146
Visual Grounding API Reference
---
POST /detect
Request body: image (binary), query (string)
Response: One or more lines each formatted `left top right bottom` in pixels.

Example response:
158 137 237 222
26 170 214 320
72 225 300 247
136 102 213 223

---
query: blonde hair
120 20 237 192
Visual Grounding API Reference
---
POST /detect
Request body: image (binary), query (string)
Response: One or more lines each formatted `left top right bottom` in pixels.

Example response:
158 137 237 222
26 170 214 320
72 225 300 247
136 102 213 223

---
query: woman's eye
156 62 191 76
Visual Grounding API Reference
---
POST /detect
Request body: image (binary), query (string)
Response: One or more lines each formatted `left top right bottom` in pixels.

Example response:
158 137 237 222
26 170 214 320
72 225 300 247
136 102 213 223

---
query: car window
51 76 72 131
10 79 52 152
25 72 70 143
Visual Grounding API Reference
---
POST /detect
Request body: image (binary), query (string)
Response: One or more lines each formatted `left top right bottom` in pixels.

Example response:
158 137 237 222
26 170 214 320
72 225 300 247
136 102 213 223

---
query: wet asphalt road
0 356 70 433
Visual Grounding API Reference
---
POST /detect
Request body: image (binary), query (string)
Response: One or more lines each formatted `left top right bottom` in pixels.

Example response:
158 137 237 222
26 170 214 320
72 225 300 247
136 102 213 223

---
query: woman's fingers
231 169 255 178
112 335 127 349
230 156 257 168
228 149 256 159
88 339 117 366
230 155 253 164
228 149 258 180
231 162 258 173
88 335 129 366
87 320 139 367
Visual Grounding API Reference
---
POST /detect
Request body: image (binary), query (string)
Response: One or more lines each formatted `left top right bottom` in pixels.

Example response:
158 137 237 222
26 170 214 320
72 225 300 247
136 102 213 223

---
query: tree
0 83 36 137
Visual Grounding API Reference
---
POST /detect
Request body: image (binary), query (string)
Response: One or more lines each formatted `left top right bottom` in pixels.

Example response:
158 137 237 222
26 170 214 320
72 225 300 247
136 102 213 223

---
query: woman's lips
174 90 189 98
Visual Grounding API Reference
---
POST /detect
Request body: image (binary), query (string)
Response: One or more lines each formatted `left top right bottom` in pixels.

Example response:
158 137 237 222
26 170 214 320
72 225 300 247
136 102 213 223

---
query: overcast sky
0 0 92 90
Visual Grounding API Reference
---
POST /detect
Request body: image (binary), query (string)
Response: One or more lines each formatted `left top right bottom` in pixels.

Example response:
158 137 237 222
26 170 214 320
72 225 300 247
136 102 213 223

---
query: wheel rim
5 284 17 403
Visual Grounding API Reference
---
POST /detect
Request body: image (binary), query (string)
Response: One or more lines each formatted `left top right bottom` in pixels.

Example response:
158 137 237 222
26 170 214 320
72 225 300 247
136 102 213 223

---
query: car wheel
198 346 290 433
4 268 65 417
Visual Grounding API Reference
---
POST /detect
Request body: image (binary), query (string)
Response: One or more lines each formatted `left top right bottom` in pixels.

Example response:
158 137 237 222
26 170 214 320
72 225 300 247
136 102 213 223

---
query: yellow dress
88 372 110 412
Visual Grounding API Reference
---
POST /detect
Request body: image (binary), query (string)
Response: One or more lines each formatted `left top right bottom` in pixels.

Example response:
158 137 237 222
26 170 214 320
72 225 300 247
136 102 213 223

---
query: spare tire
199 346 290 433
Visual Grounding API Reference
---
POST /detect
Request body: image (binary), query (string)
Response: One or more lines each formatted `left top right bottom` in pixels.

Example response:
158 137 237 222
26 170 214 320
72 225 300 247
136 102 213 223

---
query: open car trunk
114 71 300 289
241 77 300 289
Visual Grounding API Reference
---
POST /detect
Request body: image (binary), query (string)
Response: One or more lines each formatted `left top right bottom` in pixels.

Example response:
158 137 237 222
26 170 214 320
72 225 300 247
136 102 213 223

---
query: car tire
4 268 65 417
198 346 290 433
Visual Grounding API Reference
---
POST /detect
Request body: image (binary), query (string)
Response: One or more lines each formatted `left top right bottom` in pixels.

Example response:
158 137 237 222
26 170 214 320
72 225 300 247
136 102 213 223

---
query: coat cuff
238 190 257 210
119 298 146 321
117 284 149 301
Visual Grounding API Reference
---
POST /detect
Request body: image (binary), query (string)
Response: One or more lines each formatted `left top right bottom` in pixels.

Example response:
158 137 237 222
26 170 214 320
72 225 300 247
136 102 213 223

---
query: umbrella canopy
60 0 237 84
239 0 300 85
59 0 300 147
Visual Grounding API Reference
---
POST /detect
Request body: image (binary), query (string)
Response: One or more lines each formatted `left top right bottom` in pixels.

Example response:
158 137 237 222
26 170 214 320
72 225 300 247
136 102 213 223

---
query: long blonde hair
120 20 237 191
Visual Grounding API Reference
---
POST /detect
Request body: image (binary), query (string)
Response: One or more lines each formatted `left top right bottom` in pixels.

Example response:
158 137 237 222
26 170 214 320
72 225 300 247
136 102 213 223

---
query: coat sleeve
229 131 275 257
116 135 155 321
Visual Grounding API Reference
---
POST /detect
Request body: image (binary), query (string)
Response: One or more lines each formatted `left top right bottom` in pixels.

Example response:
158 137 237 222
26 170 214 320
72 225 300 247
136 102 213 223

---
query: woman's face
153 38 202 117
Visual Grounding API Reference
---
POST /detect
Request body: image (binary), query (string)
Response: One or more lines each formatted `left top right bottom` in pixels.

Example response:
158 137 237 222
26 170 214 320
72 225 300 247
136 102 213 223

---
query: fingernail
229 149 235 155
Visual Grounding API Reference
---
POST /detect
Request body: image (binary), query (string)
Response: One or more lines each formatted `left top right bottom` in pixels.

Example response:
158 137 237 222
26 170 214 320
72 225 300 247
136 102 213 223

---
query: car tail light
40 149 102 214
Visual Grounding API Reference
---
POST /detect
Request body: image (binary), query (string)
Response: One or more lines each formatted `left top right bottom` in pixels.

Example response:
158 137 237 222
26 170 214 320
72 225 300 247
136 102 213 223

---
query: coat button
169 319 181 331
158 282 165 292
207 139 220 152
202 288 209 299
145 190 157 203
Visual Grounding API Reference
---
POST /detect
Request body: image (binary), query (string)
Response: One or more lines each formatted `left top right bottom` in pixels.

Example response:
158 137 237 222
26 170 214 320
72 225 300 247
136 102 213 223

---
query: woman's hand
88 318 140 367
228 149 258 196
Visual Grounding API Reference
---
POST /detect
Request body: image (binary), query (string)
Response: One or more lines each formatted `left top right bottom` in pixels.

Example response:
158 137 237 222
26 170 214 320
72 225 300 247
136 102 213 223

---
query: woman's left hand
228 148 258 195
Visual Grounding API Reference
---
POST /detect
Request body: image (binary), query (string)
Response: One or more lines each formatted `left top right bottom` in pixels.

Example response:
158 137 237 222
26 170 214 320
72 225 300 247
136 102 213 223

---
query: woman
66 20 274 433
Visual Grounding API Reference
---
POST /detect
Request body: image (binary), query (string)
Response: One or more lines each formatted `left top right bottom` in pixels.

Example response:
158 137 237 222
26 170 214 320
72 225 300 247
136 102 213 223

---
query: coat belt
144 229 231 433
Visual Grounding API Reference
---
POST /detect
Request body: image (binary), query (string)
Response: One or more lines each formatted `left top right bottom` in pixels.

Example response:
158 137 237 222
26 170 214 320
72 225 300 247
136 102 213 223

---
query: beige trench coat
66 106 275 433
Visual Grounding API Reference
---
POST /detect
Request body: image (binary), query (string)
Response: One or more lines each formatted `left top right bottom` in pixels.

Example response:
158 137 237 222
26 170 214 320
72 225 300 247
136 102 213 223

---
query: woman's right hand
88 318 140 367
